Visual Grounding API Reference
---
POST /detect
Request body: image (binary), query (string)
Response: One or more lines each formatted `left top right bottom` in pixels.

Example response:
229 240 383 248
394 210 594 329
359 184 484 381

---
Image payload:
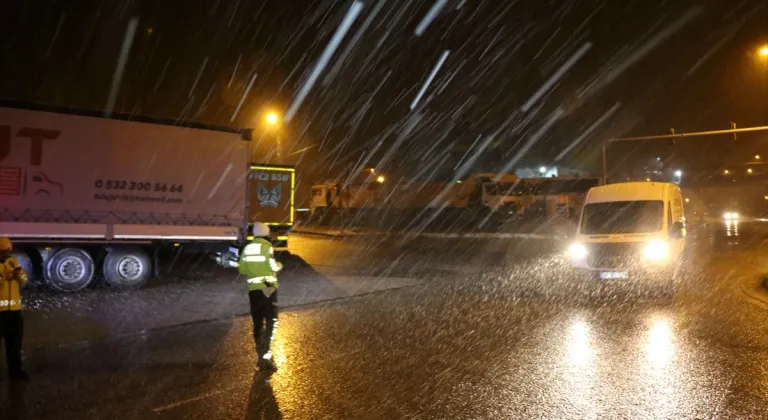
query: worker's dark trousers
0 310 24 375
249 290 278 360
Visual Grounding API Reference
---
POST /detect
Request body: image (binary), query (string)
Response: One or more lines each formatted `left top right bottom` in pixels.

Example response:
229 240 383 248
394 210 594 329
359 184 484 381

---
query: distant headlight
723 212 740 220
569 243 588 259
643 240 669 261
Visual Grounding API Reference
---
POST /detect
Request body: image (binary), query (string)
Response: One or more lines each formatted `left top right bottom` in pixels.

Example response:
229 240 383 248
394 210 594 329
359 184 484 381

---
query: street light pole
601 124 768 184
761 46 768 122
275 133 283 164
601 142 608 184
264 111 282 164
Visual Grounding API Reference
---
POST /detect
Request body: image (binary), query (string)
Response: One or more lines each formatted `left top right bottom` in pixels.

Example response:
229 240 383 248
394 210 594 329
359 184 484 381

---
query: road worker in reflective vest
239 223 283 371
0 237 29 381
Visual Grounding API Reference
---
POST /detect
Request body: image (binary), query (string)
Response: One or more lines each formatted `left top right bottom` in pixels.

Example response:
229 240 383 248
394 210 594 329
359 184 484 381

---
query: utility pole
601 124 768 184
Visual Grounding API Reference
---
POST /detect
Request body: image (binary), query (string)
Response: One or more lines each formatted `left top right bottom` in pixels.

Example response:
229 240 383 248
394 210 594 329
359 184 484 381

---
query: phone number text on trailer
94 180 184 193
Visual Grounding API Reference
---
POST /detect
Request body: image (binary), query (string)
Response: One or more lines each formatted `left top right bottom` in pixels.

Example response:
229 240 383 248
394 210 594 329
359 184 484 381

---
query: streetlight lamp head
761 46 768 57
539 166 547 174
265 112 280 125
376 175 385 184
756 154 761 160
674 170 682 177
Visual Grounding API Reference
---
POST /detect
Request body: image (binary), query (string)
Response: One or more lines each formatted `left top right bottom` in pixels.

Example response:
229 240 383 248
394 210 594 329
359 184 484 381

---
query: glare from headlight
723 212 740 220
643 240 669 261
569 243 588 259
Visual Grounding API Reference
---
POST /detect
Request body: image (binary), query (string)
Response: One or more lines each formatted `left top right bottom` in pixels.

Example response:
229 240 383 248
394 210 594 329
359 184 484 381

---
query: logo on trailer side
0 126 64 197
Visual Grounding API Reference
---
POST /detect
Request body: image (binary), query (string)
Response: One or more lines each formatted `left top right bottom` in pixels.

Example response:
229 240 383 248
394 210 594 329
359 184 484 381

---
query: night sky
1 0 767 181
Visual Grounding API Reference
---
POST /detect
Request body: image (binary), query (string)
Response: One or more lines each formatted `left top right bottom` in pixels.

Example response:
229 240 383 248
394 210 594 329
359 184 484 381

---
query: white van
569 182 686 280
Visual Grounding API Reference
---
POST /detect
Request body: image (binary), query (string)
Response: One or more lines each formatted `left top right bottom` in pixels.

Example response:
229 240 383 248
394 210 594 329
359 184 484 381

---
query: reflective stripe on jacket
238 238 282 291
0 254 27 311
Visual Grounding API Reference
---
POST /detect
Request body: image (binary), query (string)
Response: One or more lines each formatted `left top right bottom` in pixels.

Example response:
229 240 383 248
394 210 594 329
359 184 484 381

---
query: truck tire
44 248 95 292
11 250 38 288
103 247 151 290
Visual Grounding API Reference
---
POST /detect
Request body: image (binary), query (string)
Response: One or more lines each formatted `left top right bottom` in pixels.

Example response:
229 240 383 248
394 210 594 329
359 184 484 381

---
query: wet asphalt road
4 222 768 418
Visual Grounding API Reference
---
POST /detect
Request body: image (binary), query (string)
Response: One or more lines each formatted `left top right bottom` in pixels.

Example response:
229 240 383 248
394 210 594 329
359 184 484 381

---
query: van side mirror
670 222 684 239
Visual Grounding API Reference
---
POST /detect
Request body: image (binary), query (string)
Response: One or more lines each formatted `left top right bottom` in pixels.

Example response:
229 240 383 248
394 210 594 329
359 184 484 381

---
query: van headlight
643 240 669 261
569 243 588 259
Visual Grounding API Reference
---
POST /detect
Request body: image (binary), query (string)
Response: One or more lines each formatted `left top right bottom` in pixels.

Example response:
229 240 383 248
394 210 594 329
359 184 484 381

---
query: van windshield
580 200 663 234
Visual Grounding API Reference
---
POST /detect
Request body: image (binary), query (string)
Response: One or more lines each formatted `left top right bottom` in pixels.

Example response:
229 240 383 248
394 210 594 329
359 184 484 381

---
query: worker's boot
258 359 276 372
257 352 277 372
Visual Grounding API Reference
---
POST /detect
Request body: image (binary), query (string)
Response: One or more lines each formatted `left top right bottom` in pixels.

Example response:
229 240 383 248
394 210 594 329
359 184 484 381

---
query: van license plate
600 271 628 279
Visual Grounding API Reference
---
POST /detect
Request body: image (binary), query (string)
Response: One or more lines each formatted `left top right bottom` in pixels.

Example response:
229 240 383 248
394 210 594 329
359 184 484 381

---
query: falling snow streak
435 60 465 96
227 0 242 27
478 30 504 62
578 6 704 99
485 1 520 32
284 1 364 122
152 58 172 94
105 17 138 116
375 0 414 51
684 3 761 78
416 119 455 162
230 73 257 122
189 57 209 98
404 149 450 186
322 0 388 87
454 134 482 170
573 2 606 35
521 42 592 112
307 0 339 26
369 70 393 101
275 26 310 64
385 85 417 115
410 50 451 110
344 136 390 187
540 32 590 76
415 0 449 37
280 53 309 92
554 103 621 162
402 133 499 239
685 36 731 79
375 112 425 171
46 14 66 58
228 54 242 88
496 107 565 180
451 95 476 121
194 83 218 118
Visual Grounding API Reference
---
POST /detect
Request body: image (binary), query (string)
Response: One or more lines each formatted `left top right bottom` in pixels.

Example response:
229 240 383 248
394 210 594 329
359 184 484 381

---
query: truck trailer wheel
103 247 151 290
44 248 95 292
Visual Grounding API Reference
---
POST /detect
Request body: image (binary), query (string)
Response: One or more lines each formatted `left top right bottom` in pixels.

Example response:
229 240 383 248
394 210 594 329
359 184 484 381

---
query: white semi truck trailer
0 102 294 292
